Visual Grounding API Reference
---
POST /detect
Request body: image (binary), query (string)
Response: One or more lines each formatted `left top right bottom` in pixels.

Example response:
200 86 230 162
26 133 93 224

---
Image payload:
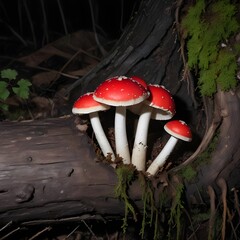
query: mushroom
130 76 148 89
146 120 192 176
93 76 149 164
127 76 149 116
72 92 115 161
131 84 176 171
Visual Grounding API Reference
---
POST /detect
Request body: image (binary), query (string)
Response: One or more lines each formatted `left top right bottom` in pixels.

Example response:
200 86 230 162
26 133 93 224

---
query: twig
226 208 238 240
88 0 107 56
64 225 80 239
217 178 227 240
0 19 27 46
182 208 198 240
232 187 240 217
24 65 79 79
40 0 49 45
81 219 98 239
17 0 23 35
21 214 106 226
187 224 200 240
231 188 240 234
0 221 12 233
0 227 20 240
23 0 37 48
57 0 68 35
28 226 52 240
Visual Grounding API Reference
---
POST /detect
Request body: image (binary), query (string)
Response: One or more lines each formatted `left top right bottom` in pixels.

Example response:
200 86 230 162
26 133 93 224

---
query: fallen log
0 116 142 226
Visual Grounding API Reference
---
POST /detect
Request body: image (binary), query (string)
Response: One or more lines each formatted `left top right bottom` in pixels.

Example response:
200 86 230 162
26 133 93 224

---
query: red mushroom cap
144 84 176 120
93 76 149 106
164 120 192 142
130 76 148 89
72 92 110 114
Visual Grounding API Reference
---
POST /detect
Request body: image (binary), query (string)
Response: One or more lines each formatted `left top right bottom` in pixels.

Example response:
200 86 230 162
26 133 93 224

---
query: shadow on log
0 117 142 226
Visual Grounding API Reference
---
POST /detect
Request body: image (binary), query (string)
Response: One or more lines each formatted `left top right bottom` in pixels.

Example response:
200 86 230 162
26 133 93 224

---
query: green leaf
12 79 32 99
18 78 32 88
1 69 18 80
0 81 10 100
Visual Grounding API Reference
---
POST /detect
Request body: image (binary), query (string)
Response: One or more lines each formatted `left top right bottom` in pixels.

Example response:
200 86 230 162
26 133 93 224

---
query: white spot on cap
117 76 126 81
179 120 186 125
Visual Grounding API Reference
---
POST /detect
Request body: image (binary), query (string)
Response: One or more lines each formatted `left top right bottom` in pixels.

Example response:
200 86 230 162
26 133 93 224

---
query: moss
168 183 185 240
138 173 160 240
181 0 240 96
180 165 197 182
114 164 137 233
191 208 211 223
115 167 161 239
114 167 190 239
196 131 219 165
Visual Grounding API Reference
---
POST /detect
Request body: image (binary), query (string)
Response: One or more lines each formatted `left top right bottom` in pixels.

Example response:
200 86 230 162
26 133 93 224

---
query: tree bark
69 0 195 116
183 88 240 201
0 117 142 225
196 90 240 191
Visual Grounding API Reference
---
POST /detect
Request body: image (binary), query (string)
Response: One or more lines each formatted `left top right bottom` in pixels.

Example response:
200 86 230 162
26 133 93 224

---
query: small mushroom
146 120 192 176
72 92 115 161
93 76 149 164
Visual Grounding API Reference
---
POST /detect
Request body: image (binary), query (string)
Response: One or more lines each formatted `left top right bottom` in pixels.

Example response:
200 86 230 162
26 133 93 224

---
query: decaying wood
0 116 142 226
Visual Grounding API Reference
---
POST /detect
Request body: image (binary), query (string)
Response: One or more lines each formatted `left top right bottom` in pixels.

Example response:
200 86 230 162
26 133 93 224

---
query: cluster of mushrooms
72 76 192 177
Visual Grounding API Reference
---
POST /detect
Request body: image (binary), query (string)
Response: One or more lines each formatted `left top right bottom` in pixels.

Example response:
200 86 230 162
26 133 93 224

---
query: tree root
217 178 227 240
170 115 221 173
207 185 216 240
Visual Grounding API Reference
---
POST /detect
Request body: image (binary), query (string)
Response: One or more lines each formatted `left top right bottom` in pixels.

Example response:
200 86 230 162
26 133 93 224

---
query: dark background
0 0 140 56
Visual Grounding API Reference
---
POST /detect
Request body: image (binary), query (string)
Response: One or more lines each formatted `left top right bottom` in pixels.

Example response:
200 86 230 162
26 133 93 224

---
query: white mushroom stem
115 106 131 164
131 108 152 171
89 112 115 161
146 136 178 176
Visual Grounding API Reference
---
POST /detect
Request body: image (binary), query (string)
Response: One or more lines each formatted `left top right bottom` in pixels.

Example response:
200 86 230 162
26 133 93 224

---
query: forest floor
0 30 131 240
